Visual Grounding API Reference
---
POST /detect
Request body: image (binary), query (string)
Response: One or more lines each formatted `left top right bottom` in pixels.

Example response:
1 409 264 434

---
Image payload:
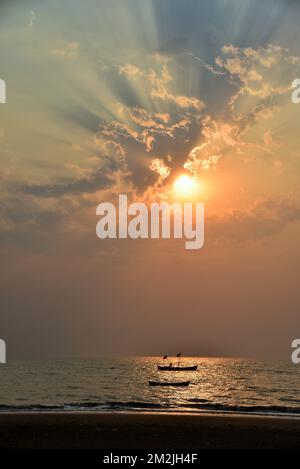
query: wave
1 401 300 416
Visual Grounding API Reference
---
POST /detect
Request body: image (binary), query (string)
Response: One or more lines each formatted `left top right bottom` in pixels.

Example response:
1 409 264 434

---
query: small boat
157 365 198 371
158 353 198 372
149 380 190 387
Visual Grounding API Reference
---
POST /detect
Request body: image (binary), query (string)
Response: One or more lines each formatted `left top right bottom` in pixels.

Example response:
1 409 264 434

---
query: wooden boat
158 354 198 372
157 365 198 371
149 380 190 387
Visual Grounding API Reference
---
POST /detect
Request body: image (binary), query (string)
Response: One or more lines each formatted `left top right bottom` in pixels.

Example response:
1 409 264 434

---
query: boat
158 353 198 372
149 380 190 387
157 365 198 371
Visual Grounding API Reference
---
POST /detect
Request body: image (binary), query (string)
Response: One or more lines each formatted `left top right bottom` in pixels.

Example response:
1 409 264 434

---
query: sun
173 174 200 199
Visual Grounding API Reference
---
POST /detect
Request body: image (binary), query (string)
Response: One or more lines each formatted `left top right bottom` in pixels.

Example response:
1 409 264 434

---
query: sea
0 357 300 416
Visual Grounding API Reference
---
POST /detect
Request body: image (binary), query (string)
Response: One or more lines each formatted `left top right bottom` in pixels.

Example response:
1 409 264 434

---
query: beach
0 412 300 449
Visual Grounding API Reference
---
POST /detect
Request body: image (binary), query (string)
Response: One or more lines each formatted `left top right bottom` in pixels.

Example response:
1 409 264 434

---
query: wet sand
0 412 300 449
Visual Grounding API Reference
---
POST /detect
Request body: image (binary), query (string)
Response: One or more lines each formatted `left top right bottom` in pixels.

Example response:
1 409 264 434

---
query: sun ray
173 174 201 199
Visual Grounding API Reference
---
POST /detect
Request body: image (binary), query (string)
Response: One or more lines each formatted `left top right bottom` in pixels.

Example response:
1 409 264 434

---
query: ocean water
0 357 300 416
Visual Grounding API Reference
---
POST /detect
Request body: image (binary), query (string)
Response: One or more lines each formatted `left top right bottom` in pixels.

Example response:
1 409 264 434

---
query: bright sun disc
173 174 200 198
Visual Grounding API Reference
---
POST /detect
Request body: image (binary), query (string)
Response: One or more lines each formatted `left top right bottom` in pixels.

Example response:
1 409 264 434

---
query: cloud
22 41 297 210
150 158 171 183
21 170 113 197
234 102 281 143
148 64 205 110
184 117 239 174
3 35 300 250
120 61 205 111
216 44 300 107
185 148 222 172
119 64 144 78
51 42 79 59
95 105 192 155
20 139 130 199
129 108 170 129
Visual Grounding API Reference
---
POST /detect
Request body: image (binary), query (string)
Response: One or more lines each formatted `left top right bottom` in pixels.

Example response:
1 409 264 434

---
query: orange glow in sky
173 174 201 199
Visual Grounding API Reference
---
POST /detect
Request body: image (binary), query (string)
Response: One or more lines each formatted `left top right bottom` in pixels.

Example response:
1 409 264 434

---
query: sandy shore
0 412 299 449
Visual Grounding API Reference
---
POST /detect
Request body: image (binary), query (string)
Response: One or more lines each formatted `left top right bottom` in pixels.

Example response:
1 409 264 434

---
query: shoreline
0 411 300 449
1 408 300 418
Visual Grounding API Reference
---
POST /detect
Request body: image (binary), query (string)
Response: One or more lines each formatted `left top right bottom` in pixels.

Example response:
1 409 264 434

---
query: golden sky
0 0 300 359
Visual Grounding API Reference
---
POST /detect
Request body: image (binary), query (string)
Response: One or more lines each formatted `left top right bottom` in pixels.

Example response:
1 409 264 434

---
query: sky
0 0 300 360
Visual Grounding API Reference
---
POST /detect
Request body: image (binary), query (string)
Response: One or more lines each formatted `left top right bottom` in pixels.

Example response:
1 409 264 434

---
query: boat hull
157 365 198 371
149 380 190 387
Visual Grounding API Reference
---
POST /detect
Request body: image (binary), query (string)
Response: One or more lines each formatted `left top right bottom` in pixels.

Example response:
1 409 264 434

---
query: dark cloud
21 167 115 197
